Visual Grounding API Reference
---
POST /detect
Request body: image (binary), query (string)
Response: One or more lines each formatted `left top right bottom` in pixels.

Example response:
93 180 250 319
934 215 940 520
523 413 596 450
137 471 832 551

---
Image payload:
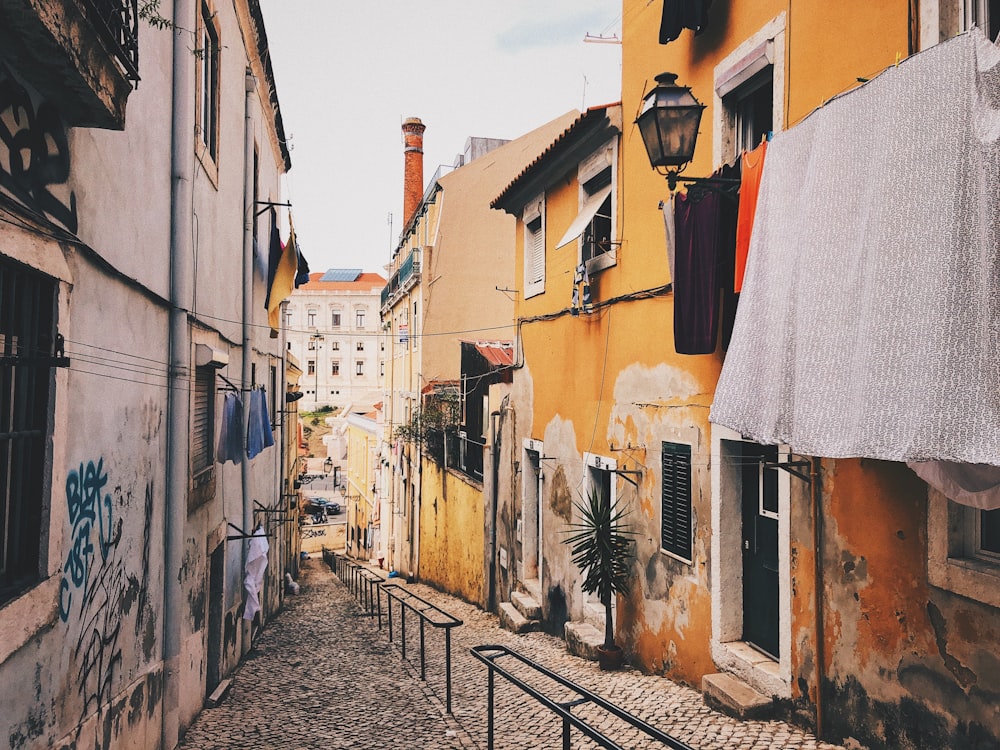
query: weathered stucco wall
817 459 1000 748
418 459 485 607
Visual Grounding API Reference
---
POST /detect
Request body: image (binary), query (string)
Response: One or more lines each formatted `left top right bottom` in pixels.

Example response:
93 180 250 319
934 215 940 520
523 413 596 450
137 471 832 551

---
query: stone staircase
498 582 543 634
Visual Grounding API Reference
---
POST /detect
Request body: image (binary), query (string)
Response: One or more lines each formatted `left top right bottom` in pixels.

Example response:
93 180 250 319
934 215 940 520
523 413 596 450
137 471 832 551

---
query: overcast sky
257 1 622 276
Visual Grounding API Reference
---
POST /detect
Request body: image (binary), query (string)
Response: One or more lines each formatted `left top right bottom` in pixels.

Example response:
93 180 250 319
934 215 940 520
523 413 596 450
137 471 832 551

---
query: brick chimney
402 117 426 227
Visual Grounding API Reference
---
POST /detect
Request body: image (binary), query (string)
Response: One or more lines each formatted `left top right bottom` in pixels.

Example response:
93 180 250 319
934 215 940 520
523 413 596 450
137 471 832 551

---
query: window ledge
929 556 1000 609
0 576 60 666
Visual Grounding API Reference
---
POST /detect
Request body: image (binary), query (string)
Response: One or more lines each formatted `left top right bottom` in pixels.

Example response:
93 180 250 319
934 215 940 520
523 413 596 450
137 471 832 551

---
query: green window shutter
661 442 692 560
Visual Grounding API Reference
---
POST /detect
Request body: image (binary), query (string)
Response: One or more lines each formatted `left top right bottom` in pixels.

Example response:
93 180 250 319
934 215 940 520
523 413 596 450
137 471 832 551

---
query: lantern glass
636 73 705 169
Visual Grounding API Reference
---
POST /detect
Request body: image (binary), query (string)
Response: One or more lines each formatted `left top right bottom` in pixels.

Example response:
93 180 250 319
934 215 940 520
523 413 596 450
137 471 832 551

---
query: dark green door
741 443 779 658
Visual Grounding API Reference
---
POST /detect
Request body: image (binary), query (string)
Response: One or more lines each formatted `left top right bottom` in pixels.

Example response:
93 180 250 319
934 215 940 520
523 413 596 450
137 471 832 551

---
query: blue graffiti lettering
60 459 112 623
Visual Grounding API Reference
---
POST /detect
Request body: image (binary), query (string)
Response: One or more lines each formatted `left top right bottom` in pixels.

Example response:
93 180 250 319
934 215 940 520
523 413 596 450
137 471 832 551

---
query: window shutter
661 442 692 560
192 368 214 472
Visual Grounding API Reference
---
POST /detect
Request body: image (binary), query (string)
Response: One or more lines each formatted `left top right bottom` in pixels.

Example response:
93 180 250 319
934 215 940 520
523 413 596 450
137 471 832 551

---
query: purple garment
673 191 721 354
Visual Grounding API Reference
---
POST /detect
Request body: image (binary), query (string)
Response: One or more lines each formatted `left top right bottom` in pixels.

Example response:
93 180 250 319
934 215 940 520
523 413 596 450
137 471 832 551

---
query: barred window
0 259 57 604
661 442 692 561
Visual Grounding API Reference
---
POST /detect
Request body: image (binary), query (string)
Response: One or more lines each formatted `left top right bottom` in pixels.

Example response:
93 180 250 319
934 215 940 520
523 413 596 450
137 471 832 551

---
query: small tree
393 390 461 465
563 487 634 654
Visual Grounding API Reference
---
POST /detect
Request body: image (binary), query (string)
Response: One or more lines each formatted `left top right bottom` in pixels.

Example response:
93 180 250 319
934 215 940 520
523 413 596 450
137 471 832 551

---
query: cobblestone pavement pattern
179 558 845 750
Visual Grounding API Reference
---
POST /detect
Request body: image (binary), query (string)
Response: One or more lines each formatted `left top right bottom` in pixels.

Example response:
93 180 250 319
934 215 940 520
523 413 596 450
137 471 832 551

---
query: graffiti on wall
0 65 78 232
59 458 154 748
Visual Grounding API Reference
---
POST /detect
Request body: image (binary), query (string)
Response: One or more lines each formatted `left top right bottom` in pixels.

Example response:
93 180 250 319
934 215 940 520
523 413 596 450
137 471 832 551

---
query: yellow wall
417 459 485 607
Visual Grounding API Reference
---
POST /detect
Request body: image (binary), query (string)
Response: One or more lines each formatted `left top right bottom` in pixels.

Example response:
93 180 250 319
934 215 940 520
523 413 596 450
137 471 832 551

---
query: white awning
555 184 613 249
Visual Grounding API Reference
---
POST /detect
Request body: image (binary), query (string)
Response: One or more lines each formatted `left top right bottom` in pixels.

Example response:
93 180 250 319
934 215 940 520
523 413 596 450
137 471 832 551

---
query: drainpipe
241 69 254 640
487 408 501 611
811 456 825 739
164 0 195 746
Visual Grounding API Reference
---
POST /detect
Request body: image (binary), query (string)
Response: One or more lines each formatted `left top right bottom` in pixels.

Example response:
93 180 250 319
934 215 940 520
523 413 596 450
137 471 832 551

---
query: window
0 260 57 604
578 140 617 273
330 341 340 351
282 309 291 327
307 310 316 328
412 300 419 351
307 360 315 375
981 509 1000 555
331 310 341 328
729 71 773 156
197 1 220 164
379 361 384 377
192 366 215 474
331 361 340 376
523 195 545 298
356 341 364 352
661 442 693 561
355 309 366 329
962 0 1000 40
929 494 1000 609
307 339 316 351
356 360 364 376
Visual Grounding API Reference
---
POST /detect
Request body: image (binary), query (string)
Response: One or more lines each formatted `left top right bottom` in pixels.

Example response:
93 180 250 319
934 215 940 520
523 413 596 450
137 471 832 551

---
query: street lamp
323 457 333 475
636 72 740 194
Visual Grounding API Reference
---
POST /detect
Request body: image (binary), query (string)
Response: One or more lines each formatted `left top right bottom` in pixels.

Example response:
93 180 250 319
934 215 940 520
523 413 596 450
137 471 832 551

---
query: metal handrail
470 645 698 750
323 550 383 617
80 0 140 83
380 582 463 713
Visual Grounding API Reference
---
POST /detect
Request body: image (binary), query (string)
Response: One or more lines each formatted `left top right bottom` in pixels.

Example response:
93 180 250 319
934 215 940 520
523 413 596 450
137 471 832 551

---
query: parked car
303 497 342 521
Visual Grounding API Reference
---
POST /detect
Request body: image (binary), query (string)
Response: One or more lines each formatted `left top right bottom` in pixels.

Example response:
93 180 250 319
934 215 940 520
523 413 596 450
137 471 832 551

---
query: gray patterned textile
710 30 1000 466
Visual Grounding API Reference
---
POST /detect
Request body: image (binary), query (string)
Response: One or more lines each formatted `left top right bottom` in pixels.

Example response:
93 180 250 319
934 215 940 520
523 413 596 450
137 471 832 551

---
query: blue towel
217 392 244 464
246 388 274 459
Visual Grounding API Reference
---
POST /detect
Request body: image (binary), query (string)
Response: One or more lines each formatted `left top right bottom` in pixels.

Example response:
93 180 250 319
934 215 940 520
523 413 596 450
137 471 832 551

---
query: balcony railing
380 248 422 311
80 0 140 83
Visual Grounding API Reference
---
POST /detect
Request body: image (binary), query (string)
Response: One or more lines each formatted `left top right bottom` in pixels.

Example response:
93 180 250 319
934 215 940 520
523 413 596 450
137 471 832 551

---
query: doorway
740 443 780 658
206 543 225 697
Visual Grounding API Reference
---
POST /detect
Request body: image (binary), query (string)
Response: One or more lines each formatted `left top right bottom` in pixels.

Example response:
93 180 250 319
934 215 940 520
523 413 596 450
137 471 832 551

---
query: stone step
702 673 776 721
564 621 603 661
205 678 232 709
499 601 539 634
510 590 542 621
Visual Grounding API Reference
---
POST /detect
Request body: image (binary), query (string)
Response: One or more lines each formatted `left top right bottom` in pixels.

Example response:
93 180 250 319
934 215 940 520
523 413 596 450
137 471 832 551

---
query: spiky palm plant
563 487 634 650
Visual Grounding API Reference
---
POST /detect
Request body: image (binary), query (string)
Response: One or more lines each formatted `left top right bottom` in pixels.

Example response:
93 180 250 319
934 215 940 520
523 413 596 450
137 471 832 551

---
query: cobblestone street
179 558 845 750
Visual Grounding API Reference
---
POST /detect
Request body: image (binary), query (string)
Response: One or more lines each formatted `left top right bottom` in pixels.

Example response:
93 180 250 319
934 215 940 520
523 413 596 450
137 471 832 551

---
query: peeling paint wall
0 2 290 748
418 459 486 607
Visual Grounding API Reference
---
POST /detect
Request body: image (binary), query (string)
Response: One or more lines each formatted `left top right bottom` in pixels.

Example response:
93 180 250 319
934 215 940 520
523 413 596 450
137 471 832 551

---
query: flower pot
597 644 624 671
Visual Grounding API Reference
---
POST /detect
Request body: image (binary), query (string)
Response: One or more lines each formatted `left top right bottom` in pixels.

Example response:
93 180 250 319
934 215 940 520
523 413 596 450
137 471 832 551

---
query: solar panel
319 269 362 282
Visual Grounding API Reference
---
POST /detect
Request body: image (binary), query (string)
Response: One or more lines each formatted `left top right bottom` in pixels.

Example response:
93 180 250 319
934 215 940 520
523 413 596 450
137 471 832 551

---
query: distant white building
284 269 387 411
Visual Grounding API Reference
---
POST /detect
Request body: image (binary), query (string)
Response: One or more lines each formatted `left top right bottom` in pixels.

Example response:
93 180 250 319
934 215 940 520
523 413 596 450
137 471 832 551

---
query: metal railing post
487 663 495 750
419 617 426 680
445 627 452 714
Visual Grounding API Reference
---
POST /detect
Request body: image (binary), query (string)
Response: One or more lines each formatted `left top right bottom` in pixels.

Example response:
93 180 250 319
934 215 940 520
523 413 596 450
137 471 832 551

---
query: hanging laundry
243 526 269 622
735 140 767 293
673 191 721 354
659 0 712 44
216 391 244 465
246 388 275 459
661 194 676 284
716 161 741 350
908 462 1000 511
571 263 593 315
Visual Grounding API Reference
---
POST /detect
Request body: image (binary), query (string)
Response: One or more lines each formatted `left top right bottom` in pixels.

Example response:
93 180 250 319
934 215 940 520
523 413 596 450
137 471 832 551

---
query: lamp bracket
668 172 741 201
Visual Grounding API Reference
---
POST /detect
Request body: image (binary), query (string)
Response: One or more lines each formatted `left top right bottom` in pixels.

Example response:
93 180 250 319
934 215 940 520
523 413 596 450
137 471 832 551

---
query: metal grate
80 0 141 84
660 442 692 561
0 258 57 604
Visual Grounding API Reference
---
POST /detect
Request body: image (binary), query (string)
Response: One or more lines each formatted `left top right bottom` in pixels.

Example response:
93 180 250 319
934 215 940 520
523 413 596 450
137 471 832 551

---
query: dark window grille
192 366 214 474
982 508 1000 555
661 442 692 560
80 0 140 83
0 258 57 604
199 1 220 160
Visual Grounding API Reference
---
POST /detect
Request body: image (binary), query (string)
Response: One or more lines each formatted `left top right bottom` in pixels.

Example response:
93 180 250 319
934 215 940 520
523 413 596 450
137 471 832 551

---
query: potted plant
563 486 634 670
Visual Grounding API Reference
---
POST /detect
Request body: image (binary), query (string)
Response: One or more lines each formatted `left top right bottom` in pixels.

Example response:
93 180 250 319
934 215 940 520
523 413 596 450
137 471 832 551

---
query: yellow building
380 113 579 592
344 407 381 563
488 2 1000 747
